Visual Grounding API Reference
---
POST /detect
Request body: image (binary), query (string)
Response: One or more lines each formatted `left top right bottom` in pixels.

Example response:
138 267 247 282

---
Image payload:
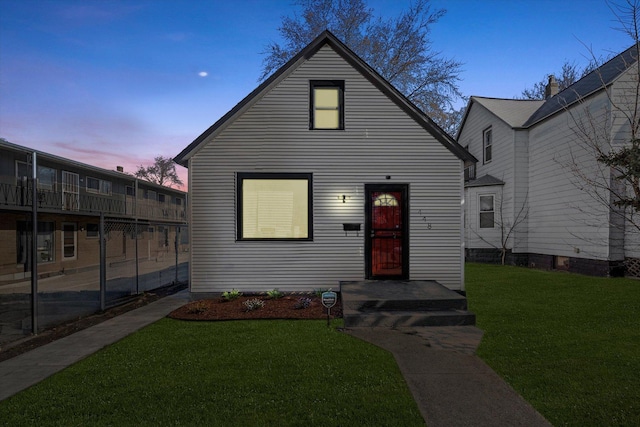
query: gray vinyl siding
512 130 530 252
459 103 515 250
188 45 463 292
611 66 640 259
527 91 612 260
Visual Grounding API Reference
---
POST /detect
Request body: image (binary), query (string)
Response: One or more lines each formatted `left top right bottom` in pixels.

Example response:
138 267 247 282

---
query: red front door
365 184 408 279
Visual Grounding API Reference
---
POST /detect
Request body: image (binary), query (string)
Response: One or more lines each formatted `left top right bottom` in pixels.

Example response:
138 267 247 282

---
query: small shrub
294 297 312 310
267 289 283 299
314 288 332 298
243 298 265 311
187 301 207 314
222 289 242 301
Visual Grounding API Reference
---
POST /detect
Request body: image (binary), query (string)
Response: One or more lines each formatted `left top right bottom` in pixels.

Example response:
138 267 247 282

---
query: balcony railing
1 181 186 222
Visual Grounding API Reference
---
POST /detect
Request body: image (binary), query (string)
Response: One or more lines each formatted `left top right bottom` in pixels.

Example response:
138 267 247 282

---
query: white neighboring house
174 31 475 294
458 44 640 277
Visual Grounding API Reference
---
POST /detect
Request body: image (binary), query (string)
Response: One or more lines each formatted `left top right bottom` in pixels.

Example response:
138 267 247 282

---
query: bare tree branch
135 156 184 188
260 0 463 132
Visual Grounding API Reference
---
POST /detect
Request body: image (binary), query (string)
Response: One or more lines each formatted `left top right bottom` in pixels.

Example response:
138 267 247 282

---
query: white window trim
478 193 495 229
483 127 492 164
62 222 77 260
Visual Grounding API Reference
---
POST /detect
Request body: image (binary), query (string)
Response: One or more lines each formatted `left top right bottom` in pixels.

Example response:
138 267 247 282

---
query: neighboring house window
463 144 476 181
86 177 112 195
310 80 344 130
175 197 183 206
16 221 55 264
62 222 77 260
86 223 99 238
16 161 57 189
464 163 476 181
126 186 135 197
38 166 57 189
479 195 495 228
158 194 166 203
237 172 313 240
146 190 157 201
483 127 492 164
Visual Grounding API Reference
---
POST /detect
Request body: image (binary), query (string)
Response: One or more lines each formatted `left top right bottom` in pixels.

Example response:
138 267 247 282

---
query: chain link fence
0 217 188 347
104 220 189 305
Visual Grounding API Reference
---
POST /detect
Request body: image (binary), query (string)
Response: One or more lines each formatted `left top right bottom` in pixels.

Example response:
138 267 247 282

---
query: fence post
135 219 139 294
175 226 179 284
100 213 106 311
30 152 38 335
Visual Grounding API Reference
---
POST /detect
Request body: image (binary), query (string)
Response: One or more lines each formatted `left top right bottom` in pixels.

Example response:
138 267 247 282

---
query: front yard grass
0 319 424 426
466 263 640 426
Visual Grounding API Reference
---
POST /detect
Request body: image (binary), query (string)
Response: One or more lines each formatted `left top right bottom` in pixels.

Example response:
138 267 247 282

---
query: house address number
417 210 432 229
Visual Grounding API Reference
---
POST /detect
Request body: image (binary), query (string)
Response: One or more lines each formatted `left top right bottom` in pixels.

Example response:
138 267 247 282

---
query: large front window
237 173 312 240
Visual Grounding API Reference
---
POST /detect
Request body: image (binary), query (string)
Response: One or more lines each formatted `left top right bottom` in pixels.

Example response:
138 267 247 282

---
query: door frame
364 183 409 279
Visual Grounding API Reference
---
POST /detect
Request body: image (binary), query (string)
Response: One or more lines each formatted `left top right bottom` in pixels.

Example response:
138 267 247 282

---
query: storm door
365 184 408 279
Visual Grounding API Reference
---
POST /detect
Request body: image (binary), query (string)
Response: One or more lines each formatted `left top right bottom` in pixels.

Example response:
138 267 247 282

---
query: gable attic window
483 127 492 164
237 172 313 240
310 80 344 130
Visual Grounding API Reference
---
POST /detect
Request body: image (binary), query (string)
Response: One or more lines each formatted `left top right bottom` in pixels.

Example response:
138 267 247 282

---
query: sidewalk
0 290 190 401
346 326 552 427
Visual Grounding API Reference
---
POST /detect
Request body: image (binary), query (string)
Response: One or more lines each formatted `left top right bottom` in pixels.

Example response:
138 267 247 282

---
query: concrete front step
343 308 476 328
340 279 476 328
347 297 468 312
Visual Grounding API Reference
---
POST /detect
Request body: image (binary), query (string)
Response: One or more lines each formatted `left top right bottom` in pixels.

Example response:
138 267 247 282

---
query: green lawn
466 263 640 426
3 265 639 426
0 319 424 426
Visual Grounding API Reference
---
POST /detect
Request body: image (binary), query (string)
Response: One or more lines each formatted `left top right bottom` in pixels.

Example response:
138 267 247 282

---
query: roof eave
175 30 476 166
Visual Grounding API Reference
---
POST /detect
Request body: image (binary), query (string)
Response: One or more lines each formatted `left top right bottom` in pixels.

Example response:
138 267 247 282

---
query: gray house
459 44 640 277
175 31 475 293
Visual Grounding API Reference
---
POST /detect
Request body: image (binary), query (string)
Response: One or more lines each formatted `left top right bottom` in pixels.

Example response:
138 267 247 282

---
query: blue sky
0 0 632 188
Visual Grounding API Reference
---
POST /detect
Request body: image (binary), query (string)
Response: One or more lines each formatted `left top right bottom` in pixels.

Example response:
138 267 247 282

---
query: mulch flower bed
168 295 342 321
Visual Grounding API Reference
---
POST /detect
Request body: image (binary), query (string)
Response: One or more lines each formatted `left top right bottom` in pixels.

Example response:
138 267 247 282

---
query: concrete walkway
1 292 551 426
346 326 552 427
0 290 190 401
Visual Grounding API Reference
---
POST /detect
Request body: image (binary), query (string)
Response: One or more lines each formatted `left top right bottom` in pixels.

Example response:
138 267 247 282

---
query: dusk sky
0 0 633 190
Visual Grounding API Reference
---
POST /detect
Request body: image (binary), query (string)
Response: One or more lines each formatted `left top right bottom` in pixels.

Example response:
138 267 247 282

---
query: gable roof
523 43 639 127
174 30 475 166
473 97 545 127
466 97 545 129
